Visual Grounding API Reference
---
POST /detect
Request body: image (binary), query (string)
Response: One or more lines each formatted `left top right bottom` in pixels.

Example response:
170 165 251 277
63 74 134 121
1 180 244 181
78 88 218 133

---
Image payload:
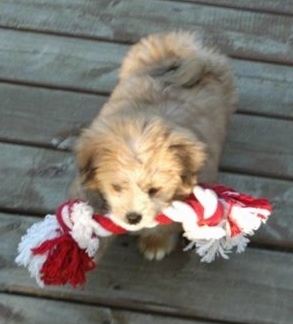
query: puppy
70 31 237 261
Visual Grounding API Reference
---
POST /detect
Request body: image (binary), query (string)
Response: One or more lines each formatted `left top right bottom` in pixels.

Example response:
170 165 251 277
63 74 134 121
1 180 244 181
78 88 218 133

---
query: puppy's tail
119 31 231 88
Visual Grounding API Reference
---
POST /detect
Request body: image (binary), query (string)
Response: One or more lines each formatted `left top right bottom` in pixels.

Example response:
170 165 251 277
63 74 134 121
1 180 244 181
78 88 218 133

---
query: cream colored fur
70 31 237 261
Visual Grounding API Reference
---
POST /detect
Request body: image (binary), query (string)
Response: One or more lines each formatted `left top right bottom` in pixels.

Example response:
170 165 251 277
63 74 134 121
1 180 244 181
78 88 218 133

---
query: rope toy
15 184 272 288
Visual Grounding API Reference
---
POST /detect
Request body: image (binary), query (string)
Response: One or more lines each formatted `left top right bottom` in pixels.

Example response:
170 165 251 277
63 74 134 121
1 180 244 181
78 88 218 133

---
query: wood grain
0 144 75 214
176 0 293 15
2 214 293 324
1 83 292 178
231 60 293 118
0 83 105 149
0 0 292 64
0 143 292 248
0 1 292 323
0 30 124 93
222 114 293 179
0 294 207 324
0 30 292 118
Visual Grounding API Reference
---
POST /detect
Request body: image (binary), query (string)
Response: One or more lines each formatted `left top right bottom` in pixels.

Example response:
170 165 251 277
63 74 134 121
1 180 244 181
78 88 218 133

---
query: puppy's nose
126 212 142 225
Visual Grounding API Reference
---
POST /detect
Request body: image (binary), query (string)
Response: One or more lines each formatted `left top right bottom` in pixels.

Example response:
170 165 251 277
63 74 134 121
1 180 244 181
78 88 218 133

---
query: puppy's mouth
109 213 158 232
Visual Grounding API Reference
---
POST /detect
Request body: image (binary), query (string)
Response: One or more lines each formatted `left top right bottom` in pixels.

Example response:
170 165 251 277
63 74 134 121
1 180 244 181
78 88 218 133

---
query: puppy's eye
112 184 122 192
148 187 160 196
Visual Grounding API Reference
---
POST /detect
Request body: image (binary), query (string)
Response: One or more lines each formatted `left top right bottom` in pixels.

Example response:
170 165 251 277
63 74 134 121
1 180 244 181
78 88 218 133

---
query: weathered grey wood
0 83 105 149
1 83 292 179
0 0 292 64
0 30 124 93
0 144 292 248
222 114 293 179
2 214 293 324
0 294 209 324
0 1 291 323
177 0 293 15
0 144 75 214
232 60 293 118
0 30 293 118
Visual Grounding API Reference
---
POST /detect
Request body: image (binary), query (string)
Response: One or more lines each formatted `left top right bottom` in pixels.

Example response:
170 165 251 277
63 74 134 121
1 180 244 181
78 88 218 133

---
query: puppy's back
119 31 234 93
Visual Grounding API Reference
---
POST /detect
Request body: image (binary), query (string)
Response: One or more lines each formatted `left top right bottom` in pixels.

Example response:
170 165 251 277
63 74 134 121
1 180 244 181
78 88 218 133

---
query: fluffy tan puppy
70 31 237 261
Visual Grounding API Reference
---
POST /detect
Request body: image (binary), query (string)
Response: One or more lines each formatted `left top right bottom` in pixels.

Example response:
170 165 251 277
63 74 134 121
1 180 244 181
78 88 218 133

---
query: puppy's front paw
139 233 178 261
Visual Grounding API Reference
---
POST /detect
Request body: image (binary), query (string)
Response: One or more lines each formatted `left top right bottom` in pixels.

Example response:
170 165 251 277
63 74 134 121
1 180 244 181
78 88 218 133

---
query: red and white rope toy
15 184 272 288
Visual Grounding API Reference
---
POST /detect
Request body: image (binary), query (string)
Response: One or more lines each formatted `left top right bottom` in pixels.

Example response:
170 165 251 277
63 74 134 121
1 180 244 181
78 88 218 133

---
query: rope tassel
15 184 272 288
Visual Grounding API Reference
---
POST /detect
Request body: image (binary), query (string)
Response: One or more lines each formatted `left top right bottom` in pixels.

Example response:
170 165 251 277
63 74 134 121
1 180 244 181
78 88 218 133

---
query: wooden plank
1 215 293 324
176 0 293 15
0 0 292 64
0 144 74 214
0 144 292 248
0 294 208 324
0 83 105 149
1 82 292 178
222 114 293 179
232 60 293 118
0 30 125 93
0 29 292 118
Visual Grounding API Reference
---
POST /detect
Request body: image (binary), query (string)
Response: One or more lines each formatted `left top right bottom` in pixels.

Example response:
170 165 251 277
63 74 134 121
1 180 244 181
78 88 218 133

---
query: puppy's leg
138 223 181 261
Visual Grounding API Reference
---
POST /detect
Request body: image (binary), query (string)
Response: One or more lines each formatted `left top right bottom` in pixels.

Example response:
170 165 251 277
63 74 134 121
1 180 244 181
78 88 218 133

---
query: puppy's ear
169 132 206 197
75 129 102 189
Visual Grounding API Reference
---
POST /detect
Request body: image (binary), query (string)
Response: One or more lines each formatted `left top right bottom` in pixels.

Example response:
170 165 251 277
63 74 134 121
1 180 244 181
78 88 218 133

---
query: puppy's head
76 116 206 230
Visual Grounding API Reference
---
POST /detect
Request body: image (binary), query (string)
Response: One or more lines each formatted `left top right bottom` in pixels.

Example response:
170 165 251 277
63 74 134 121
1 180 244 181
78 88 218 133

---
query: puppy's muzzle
126 212 142 225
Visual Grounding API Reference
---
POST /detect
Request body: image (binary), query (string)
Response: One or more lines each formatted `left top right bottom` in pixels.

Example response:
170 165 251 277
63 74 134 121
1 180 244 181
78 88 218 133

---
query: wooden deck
0 1 293 323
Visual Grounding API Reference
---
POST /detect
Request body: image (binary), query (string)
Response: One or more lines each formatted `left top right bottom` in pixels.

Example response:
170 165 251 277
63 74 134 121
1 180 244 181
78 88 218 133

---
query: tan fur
70 31 237 261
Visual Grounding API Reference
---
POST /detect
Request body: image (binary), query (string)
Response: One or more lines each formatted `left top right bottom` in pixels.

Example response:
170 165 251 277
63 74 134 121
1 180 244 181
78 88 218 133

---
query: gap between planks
0 292 218 324
0 0 292 65
2 226 293 324
0 25 291 68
